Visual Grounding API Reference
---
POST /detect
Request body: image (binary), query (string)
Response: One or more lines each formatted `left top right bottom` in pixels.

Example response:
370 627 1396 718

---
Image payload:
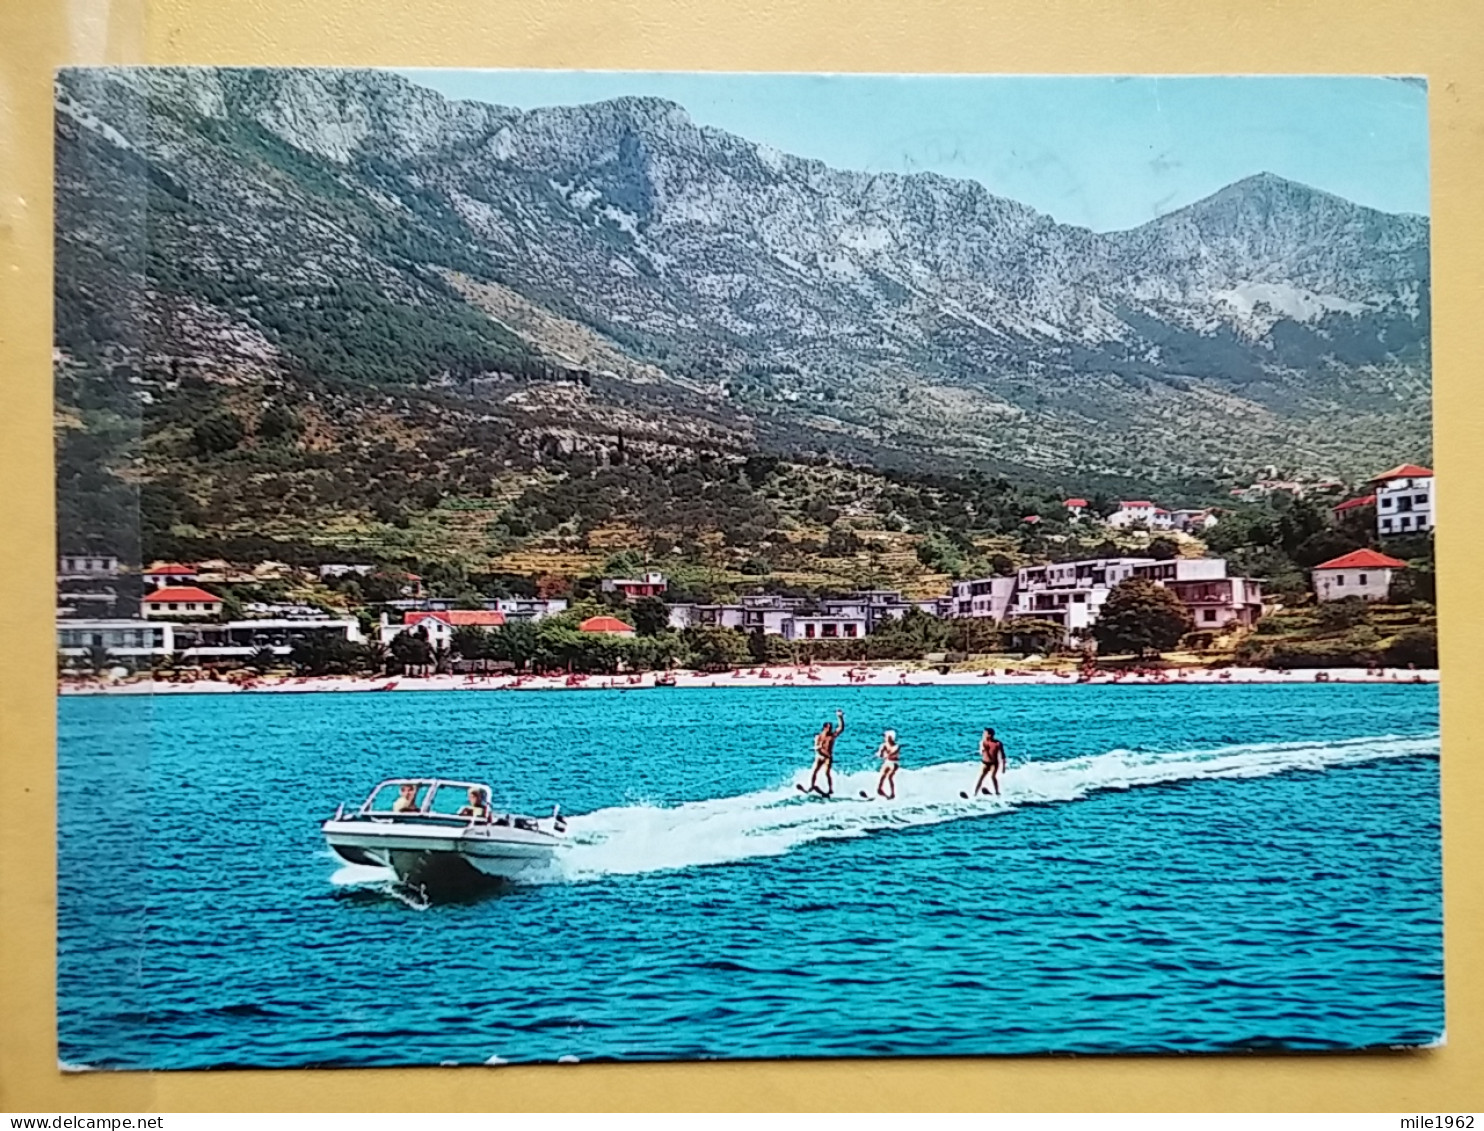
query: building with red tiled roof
143 562 199 589
401 610 506 628
382 608 508 649
1370 463 1435 539
1312 549 1408 603
140 585 223 619
579 615 635 636
1064 498 1088 509
1331 494 1376 518
1370 464 1433 482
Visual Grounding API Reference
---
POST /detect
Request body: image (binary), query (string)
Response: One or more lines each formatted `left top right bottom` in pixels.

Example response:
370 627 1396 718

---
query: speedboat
322 778 566 894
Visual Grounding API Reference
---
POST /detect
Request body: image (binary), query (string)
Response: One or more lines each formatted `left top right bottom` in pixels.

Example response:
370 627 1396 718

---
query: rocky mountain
54 66 1431 501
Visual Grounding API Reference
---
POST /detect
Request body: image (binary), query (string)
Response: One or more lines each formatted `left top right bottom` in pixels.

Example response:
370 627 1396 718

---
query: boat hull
323 818 560 894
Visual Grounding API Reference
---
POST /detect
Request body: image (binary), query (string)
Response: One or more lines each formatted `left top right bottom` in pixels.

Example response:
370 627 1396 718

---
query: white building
1132 559 1262 629
59 553 120 580
949 555 1263 643
1372 464 1434 538
58 617 363 662
668 603 746 632
141 586 223 619
949 576 1018 620
791 613 868 641
1170 509 1218 533
1106 501 1173 530
740 594 805 636
600 571 668 600
487 597 568 621
1312 549 1408 603
142 563 199 589
380 609 507 648
59 619 178 660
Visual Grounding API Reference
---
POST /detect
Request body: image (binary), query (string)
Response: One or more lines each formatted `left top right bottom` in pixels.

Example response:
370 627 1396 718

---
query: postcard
53 68 1439 1069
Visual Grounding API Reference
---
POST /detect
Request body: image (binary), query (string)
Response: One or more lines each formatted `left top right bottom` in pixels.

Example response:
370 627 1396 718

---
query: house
381 609 507 648
141 585 223 619
790 613 868 641
949 576 1018 620
579 615 635 637
1311 549 1408 603
1169 509 1218 533
243 602 330 619
821 590 919 633
600 571 667 600
1005 557 1153 639
668 603 746 631
1132 559 1263 629
184 618 364 658
486 597 568 622
59 552 120 579
1331 494 1377 523
1064 498 1088 519
58 619 178 661
1106 501 1170 529
1372 464 1434 538
318 563 376 580
142 563 200 589
739 594 806 636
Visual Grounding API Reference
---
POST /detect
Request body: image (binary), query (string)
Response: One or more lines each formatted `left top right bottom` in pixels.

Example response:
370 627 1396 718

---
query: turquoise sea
57 683 1442 1068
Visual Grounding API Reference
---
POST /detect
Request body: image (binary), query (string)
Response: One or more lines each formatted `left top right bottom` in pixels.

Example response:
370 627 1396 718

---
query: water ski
858 790 874 801
795 783 833 799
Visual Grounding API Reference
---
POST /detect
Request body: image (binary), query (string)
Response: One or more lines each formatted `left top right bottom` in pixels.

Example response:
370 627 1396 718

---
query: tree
389 628 434 675
630 595 671 637
1004 618 1066 657
1385 626 1438 668
190 410 246 456
1316 596 1369 633
685 626 750 671
450 625 491 666
1092 578 1193 658
257 401 302 442
1147 537 1180 561
250 646 278 673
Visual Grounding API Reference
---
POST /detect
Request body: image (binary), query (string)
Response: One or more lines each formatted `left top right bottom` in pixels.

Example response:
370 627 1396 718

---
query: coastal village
56 463 1437 686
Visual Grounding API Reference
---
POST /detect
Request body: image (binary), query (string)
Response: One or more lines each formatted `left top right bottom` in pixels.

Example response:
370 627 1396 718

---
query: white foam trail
555 733 1438 881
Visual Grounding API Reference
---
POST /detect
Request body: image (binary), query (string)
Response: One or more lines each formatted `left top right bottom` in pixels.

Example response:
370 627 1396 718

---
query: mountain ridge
54 67 1431 511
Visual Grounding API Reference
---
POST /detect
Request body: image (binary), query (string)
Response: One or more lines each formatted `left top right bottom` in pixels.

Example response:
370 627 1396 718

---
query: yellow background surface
3 0 1483 1112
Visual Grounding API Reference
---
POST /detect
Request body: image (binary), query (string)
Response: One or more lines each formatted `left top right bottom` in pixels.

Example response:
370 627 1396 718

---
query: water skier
969 728 1006 797
804 709 845 796
874 729 901 799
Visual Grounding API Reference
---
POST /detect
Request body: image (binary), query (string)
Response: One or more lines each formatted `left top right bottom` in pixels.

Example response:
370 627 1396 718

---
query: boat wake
555 732 1438 882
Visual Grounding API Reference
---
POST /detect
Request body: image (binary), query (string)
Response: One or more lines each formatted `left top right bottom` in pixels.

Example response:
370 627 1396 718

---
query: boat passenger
875 730 901 799
459 786 492 822
973 728 1006 797
392 783 420 813
807 709 845 796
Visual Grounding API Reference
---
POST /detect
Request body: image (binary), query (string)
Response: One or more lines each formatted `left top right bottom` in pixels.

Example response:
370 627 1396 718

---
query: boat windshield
365 780 432 814
426 781 496 819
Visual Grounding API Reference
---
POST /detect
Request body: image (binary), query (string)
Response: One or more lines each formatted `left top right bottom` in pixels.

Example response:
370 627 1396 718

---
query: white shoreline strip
58 665 1441 695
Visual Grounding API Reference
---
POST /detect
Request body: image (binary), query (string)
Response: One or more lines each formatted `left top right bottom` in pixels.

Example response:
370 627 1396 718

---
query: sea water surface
57 683 1442 1068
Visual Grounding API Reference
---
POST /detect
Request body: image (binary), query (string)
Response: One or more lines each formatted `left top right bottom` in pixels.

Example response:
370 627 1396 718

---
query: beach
58 662 1441 695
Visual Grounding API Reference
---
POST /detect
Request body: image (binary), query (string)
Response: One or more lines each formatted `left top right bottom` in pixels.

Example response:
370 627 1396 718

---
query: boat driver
392 783 420 813
459 786 492 822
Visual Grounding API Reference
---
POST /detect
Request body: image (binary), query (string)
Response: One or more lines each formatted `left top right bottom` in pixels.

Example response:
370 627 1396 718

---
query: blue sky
394 71 1429 233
